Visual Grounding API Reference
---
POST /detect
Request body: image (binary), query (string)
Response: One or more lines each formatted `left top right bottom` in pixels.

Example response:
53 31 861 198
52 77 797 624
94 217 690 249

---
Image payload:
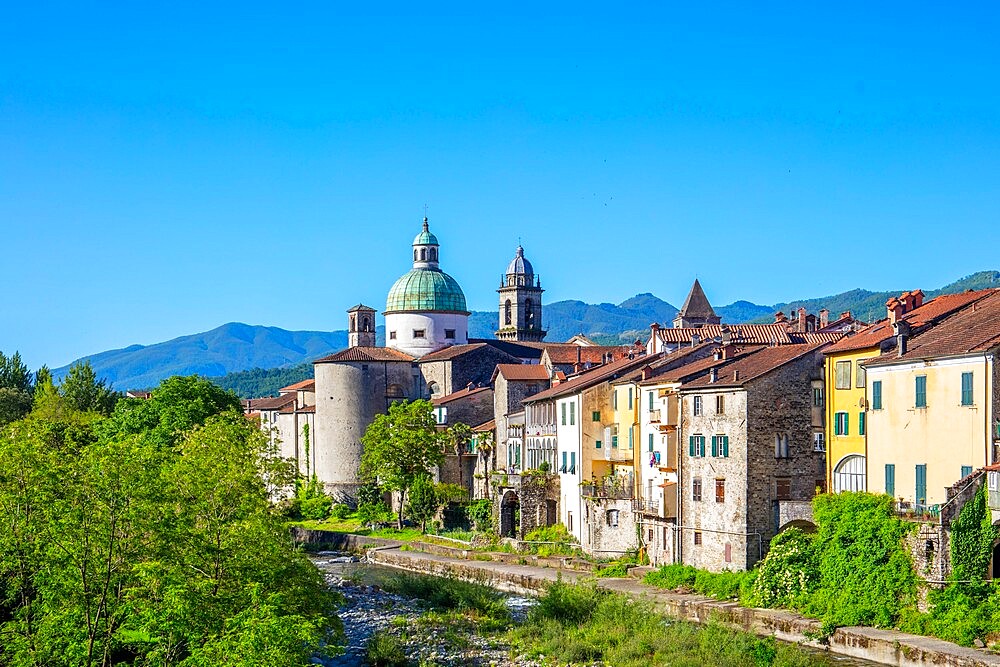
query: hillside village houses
245 218 1000 578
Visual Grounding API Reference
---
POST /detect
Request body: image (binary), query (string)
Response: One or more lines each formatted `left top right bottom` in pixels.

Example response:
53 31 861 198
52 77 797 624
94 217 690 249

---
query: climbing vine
949 484 999 583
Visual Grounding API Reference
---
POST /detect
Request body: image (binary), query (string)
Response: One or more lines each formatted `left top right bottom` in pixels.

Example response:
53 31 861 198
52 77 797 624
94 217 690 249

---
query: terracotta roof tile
492 364 551 382
473 418 496 432
523 353 656 403
541 344 638 365
279 379 315 392
681 342 828 389
656 323 792 346
824 289 998 355
314 347 415 363
246 394 297 410
866 291 1000 365
432 385 493 405
417 343 490 362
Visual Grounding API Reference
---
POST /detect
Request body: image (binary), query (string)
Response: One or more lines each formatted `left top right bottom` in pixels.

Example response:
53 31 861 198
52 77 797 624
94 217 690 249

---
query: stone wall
637 515 676 565
583 497 637 556
440 388 495 431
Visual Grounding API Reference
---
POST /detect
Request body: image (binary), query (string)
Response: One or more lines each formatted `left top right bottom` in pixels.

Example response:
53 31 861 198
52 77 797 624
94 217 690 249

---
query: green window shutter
570 452 576 472
612 435 618 448
962 465 973 479
570 402 575 425
648 391 654 411
844 412 849 436
592 411 601 422
596 440 602 449
699 437 706 458
915 376 927 408
648 433 654 452
561 403 566 425
916 464 927 505
872 381 882 410
885 464 895 497
689 436 695 457
628 388 633 409
723 436 730 457
961 372 974 406
561 452 567 470
711 436 718 457
859 412 866 436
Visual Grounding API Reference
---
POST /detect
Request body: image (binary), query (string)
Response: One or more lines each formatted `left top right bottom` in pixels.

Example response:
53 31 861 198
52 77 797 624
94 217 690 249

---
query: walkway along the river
291 529 1000 667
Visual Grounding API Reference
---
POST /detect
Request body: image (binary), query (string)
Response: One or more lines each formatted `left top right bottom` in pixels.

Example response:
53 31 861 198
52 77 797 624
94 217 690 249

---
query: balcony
649 409 661 423
893 501 940 523
604 447 633 462
582 480 634 500
632 498 660 514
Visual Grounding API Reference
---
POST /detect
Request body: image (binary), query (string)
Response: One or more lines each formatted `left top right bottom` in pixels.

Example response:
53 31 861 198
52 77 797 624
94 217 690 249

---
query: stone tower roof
678 279 717 320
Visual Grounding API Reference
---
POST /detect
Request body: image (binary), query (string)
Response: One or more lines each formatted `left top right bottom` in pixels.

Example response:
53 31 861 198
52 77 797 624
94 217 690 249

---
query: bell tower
496 245 545 342
347 304 376 348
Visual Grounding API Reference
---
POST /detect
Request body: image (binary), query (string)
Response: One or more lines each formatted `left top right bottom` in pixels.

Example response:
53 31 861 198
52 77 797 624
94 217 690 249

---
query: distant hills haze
52 271 1000 391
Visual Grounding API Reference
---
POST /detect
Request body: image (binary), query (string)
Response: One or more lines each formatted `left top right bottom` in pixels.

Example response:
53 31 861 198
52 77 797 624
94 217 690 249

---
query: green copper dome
413 218 438 246
385 268 468 313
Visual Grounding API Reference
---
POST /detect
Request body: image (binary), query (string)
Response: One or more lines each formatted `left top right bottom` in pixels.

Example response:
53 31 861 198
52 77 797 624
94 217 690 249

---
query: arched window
414 249 418 261
350 316 356 333
427 381 441 398
362 316 371 332
525 299 534 328
504 299 512 326
429 247 437 261
420 248 426 261
833 455 866 493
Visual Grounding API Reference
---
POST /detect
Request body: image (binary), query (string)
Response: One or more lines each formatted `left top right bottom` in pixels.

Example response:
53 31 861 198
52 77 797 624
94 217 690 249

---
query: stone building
672 279 722 329
246 379 317 484
490 363 551 479
675 343 831 571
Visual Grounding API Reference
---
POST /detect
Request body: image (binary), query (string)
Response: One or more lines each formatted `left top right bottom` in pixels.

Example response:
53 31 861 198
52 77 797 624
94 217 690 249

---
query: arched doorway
833 455 866 493
500 490 520 538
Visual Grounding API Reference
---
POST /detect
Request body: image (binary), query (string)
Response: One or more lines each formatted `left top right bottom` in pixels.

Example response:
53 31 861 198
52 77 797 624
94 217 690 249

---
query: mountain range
52 271 1000 392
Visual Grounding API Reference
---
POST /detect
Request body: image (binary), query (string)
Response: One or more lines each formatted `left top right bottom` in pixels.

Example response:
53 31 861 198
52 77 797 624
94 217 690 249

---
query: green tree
446 421 474 493
406 475 439 532
60 360 121 415
0 350 34 425
360 400 445 529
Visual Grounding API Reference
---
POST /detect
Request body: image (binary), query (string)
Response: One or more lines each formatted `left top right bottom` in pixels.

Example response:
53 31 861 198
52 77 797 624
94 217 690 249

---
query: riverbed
310 552 882 667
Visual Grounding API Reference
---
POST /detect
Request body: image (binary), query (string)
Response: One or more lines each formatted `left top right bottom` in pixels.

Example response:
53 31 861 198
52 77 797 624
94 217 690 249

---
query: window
444 329 456 340
595 440 602 449
858 412 866 436
915 375 927 408
776 477 792 500
872 380 882 410
693 395 703 416
712 435 730 457
834 412 849 436
813 386 825 408
570 452 576 474
856 364 867 388
692 478 702 501
915 464 927 505
389 331 397 340
569 402 576 425
592 411 601 422
833 455 866 492
648 433 654 453
561 403 566 425
648 391 654 411
835 361 852 389
813 432 825 452
961 465 973 479
606 509 619 527
774 434 789 458
628 388 633 409
715 478 725 503
885 464 895 497
413 329 426 339
961 372 974 406
504 299 512 326
560 452 567 473
689 434 706 457
628 426 633 449
694 531 703 546
715 395 725 415
612 391 618 410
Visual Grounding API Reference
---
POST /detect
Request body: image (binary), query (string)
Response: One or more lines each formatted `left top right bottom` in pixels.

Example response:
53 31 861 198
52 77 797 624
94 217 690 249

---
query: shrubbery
644 564 755 601
746 528 816 608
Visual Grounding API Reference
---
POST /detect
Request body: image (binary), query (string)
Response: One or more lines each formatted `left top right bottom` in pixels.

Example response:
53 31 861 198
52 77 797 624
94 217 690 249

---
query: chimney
710 368 718 383
774 311 786 323
721 324 732 345
467 382 475 391
733 369 740 382
840 311 852 321
576 346 582 366
797 307 808 333
692 333 701 347
886 297 905 324
819 308 829 329
912 290 925 309
893 320 912 357
901 291 917 312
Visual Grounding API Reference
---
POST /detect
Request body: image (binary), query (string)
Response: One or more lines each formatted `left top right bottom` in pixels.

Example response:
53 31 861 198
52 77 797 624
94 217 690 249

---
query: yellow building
822 288 995 495
864 290 1000 508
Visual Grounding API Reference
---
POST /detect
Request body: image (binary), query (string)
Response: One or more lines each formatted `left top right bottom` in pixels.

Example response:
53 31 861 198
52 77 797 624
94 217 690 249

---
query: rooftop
681 342 828 389
314 346 415 364
524 352 656 403
432 385 493 405
279 378 315 392
492 363 551 382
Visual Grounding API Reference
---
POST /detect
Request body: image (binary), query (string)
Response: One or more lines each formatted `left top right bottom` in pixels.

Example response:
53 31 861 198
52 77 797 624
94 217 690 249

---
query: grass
644 563 755 602
510 580 843 667
378 573 512 628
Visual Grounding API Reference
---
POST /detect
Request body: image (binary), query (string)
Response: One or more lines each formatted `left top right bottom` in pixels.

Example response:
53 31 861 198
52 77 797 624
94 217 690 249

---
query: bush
330 503 350 520
357 501 393 527
531 579 602 625
365 631 407 666
747 528 817 608
299 495 332 521
644 564 753 602
380 574 511 623
467 499 493 532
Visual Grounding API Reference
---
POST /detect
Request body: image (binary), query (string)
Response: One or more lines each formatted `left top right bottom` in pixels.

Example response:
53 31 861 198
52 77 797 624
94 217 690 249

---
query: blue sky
2 2 999 369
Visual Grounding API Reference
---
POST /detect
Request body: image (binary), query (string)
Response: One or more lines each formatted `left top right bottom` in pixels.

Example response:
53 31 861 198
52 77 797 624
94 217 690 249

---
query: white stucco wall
384 311 469 357
556 395 583 541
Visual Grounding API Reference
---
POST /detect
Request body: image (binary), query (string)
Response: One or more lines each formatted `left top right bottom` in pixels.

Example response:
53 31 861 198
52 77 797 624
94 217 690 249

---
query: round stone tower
384 218 470 356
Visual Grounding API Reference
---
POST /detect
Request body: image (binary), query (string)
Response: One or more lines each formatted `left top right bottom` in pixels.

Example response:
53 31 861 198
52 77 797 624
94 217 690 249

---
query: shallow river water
309 553 882 667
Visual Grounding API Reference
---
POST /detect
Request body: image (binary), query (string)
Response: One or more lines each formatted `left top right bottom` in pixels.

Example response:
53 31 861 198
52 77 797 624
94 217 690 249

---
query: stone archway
500 490 520 538
777 519 817 534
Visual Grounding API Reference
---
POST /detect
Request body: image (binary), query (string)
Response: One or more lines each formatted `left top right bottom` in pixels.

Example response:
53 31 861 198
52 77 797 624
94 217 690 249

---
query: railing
893 501 940 522
648 409 661 423
604 447 633 462
582 481 634 500
632 498 660 514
